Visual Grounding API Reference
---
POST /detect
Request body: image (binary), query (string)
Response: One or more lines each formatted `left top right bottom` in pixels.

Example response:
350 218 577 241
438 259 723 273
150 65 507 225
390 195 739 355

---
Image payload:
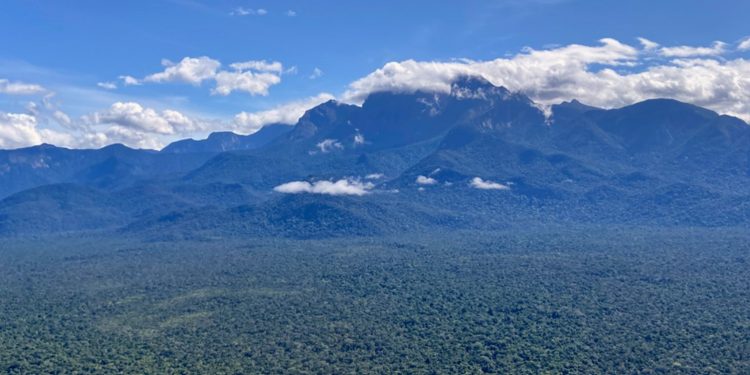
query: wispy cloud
315 138 343 153
0 78 47 95
309 67 324 80
659 41 727 57
637 37 659 50
230 7 267 16
97 82 117 90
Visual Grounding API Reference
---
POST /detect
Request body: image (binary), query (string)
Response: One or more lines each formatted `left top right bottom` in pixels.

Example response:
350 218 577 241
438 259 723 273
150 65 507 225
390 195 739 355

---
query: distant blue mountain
161 124 291 154
1 75 749 237
0 124 291 199
0 143 213 198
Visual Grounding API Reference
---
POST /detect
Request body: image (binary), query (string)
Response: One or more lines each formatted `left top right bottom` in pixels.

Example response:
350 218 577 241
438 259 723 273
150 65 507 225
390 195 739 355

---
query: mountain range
1 75 749 238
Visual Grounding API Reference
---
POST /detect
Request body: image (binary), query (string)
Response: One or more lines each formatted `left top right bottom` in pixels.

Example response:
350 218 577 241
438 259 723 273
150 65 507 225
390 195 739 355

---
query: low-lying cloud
273 179 374 196
416 175 438 185
470 177 510 190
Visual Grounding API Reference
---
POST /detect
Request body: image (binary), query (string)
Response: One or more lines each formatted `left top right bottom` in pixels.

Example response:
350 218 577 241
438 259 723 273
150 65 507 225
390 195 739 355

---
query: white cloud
342 38 639 103
0 112 42 148
230 7 266 16
52 111 72 127
98 125 164 150
637 37 659 50
233 93 335 133
85 102 202 136
316 138 343 153
0 78 47 95
470 177 510 190
123 56 285 96
285 66 299 75
286 10 297 16
273 178 374 196
365 173 384 180
213 71 280 96
354 133 365 145
230 7 251 16
230 60 283 73
739 37 750 51
119 75 141 86
0 112 74 149
309 67 324 79
659 41 727 57
340 38 750 122
11 38 750 151
0 101 216 150
97 82 117 90
144 56 221 85
416 175 438 185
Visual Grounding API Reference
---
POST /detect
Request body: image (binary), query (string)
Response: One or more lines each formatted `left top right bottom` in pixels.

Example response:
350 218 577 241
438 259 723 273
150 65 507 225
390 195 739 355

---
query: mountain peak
161 125 291 154
206 131 240 141
553 99 600 113
450 75 509 99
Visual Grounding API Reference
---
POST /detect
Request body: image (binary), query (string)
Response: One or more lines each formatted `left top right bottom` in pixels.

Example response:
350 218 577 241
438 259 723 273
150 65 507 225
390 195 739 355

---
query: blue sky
1 0 749 149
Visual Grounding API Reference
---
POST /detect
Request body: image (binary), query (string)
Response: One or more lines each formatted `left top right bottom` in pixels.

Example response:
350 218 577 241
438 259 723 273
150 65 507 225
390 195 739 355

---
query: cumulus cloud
0 93 213 150
0 78 47 95
340 38 750 122
342 38 639 103
286 10 297 17
470 177 510 190
96 125 164 150
121 57 285 96
659 41 727 57
0 112 43 148
739 37 750 51
416 175 438 185
0 112 74 149
273 178 374 196
85 102 201 135
68 102 217 149
213 70 280 96
233 93 335 133
143 56 221 85
9 38 750 151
